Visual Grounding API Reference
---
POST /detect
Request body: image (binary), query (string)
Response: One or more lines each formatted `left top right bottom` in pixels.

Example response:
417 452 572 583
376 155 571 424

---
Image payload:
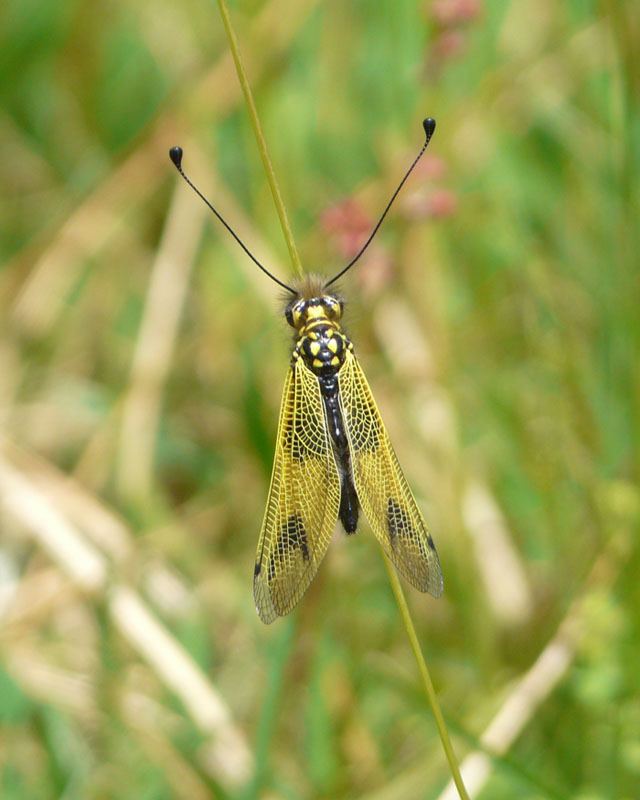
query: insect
170 118 443 623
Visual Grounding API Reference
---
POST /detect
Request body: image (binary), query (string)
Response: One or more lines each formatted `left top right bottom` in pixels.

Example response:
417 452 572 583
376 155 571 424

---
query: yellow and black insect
170 118 443 623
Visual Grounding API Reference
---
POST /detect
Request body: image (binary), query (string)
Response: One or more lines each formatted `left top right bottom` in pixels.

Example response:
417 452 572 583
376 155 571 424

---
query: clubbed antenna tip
167 146 295 293
169 146 183 169
325 116 438 287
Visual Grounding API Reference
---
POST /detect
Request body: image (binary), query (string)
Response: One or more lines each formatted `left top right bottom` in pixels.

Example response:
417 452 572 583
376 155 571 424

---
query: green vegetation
0 1 638 798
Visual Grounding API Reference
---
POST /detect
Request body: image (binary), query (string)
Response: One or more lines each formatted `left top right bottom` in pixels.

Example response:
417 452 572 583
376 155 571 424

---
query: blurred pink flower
426 188 458 217
356 249 396 296
430 0 481 26
415 154 449 180
322 198 373 259
322 198 397 293
402 188 458 219
432 29 467 62
322 197 371 235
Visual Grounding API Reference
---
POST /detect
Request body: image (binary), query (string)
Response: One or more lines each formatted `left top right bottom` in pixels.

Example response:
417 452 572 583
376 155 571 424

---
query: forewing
339 352 443 597
254 359 342 623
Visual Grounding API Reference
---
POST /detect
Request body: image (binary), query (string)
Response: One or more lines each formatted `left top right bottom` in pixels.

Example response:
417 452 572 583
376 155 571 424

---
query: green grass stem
217 0 304 279
380 547 470 800
216 5 469 795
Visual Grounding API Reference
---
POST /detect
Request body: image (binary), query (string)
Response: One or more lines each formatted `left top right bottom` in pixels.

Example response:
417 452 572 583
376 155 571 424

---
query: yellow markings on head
309 340 321 356
312 358 323 370
288 294 343 335
327 338 338 354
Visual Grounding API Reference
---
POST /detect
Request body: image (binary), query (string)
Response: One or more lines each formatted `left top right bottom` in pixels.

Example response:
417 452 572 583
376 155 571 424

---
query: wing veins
339 352 443 598
254 360 341 622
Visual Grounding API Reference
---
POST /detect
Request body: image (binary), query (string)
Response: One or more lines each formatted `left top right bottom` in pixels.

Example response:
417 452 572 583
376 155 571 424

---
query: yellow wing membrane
254 359 342 623
339 351 443 598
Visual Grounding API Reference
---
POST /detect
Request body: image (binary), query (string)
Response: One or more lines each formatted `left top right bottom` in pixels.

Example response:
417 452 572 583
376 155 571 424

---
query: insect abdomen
319 373 359 534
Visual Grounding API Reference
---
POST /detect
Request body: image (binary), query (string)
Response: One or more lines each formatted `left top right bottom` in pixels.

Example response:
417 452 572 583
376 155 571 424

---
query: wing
254 358 342 623
339 351 443 597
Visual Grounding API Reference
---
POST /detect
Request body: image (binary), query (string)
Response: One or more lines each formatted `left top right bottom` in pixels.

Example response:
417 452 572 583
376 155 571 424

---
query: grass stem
216 5 467 796
217 0 303 279
380 547 470 800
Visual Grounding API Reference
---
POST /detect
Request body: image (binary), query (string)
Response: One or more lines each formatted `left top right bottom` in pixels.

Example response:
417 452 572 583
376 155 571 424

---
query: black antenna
325 118 437 288
169 147 296 293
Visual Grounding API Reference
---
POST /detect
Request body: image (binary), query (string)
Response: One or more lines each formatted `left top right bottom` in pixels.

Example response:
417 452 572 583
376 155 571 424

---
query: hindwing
254 358 342 623
338 351 443 597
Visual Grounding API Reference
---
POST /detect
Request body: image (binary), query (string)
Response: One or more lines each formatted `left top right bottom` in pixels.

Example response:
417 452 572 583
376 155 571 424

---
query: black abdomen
319 373 359 535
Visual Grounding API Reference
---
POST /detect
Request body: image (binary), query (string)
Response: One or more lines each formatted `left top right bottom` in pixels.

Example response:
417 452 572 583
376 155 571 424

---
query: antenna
325 118 437 288
169 147 296 293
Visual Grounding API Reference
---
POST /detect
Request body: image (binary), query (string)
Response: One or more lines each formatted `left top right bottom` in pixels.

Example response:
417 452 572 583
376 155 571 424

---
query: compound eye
288 301 306 328
285 305 295 327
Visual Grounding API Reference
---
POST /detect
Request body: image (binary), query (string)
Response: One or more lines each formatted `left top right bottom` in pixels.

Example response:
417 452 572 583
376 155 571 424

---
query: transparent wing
339 351 443 597
254 359 342 623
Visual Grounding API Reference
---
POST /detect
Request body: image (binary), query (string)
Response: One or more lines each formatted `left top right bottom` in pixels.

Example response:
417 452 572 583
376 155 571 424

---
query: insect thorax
285 280 352 376
294 320 350 376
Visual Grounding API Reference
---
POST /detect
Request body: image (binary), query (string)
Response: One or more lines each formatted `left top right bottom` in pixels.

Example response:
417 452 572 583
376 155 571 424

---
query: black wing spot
267 514 310 581
387 497 412 550
387 497 433 559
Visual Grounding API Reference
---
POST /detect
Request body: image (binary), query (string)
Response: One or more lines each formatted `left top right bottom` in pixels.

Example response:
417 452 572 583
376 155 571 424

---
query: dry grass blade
462 480 533 626
110 585 252 787
119 689 215 800
116 165 208 505
437 629 575 799
3 439 133 562
3 0 635 795
0 452 107 593
9 138 171 336
436 532 629 799
0 443 252 789
373 296 533 625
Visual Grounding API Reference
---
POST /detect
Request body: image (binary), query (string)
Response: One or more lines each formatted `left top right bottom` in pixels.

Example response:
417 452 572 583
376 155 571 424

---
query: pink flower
415 154 449 180
402 188 458 219
432 29 467 62
322 199 373 259
430 0 481 26
426 188 458 218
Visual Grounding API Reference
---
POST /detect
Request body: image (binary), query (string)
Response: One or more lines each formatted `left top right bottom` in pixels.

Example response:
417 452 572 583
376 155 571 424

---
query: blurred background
1 0 638 798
